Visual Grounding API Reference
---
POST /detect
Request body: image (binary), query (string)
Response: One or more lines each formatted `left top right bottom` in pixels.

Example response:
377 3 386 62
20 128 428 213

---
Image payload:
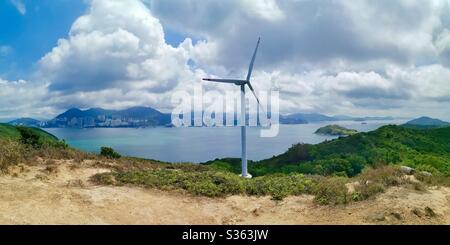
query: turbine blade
247 81 270 125
246 37 261 81
203 78 246 85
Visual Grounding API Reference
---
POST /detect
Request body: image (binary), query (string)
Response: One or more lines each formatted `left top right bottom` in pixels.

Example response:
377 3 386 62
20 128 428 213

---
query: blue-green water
44 120 404 163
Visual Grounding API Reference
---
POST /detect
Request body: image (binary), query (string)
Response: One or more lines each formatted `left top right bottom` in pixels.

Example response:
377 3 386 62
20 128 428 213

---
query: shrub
357 165 404 187
185 180 222 197
91 172 116 185
353 182 385 201
0 138 24 171
414 172 450 187
245 174 312 200
17 126 42 148
100 147 121 159
353 165 406 201
415 164 441 176
93 168 314 200
313 177 349 205
36 144 79 160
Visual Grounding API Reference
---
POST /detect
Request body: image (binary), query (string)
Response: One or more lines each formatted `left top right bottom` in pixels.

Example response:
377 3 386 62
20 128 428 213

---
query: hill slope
404 117 450 129
0 123 58 144
8 118 42 127
206 125 450 177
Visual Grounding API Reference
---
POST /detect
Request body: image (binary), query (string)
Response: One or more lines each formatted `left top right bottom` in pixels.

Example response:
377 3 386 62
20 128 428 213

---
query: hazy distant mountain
333 115 394 121
279 113 394 124
332 115 354 121
280 113 335 124
404 116 450 128
279 115 308 124
12 106 398 128
45 106 171 128
8 118 42 127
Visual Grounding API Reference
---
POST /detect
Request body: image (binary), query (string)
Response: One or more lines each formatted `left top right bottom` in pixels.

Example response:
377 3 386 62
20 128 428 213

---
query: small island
315 125 358 136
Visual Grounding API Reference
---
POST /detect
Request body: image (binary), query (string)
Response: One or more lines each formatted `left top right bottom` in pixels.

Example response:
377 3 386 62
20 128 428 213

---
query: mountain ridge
6 107 426 128
46 106 171 128
405 116 450 128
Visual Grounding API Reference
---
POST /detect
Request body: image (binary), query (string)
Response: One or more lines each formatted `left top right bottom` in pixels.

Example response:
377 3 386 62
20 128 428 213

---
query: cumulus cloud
2 0 450 121
149 0 450 71
249 64 450 119
146 0 450 119
0 78 52 120
39 0 196 96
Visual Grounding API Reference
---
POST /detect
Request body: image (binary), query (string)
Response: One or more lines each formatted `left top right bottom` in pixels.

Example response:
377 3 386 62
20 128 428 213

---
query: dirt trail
1 160 449 225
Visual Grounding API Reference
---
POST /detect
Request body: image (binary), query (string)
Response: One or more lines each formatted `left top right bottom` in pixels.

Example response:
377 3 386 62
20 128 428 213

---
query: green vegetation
0 124 90 171
315 125 358 136
93 167 314 200
206 125 450 178
404 116 450 129
93 163 434 203
1 124 449 205
352 165 411 201
0 123 57 143
100 146 122 159
312 176 349 205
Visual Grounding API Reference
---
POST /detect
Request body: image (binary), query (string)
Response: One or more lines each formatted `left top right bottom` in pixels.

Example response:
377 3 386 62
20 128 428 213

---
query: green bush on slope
205 125 450 177
92 169 314 200
100 147 122 159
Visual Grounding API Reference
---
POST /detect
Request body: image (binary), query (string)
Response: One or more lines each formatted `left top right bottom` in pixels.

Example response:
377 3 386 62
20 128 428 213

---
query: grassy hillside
205 125 450 177
0 124 77 171
0 123 58 145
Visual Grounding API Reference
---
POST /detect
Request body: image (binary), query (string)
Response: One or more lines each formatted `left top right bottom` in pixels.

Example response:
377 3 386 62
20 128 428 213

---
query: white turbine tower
203 38 265 179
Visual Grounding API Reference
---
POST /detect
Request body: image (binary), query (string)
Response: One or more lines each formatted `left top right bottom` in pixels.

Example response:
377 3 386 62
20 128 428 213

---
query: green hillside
206 125 450 177
0 123 58 145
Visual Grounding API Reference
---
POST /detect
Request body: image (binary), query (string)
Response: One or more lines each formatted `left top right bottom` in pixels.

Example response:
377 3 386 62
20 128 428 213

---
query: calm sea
44 120 405 163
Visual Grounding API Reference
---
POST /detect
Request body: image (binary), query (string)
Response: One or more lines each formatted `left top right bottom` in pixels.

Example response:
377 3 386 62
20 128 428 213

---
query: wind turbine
203 38 265 179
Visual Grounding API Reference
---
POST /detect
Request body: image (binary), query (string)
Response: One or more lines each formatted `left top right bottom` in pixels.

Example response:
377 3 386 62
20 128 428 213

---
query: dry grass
43 164 59 175
313 176 349 205
0 138 25 172
352 165 426 201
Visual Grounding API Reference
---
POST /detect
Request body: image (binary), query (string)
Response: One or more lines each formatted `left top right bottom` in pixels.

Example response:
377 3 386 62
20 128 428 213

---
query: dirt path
1 161 449 224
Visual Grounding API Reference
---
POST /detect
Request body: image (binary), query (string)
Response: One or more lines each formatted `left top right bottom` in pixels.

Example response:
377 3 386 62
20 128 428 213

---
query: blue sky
0 0 87 79
0 0 449 121
0 0 187 80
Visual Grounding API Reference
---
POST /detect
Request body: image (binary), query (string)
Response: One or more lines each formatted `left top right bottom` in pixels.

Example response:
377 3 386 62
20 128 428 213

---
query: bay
44 120 405 163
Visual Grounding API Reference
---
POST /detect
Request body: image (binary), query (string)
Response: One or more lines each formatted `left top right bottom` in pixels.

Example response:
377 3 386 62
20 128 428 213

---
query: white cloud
37 0 211 113
249 65 450 120
145 0 450 119
149 0 450 71
39 0 199 96
240 0 284 21
0 78 51 120
10 0 26 15
435 29 450 66
2 0 450 121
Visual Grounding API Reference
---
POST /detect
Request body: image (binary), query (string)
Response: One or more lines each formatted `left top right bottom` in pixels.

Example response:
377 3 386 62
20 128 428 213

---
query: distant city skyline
1 0 450 121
